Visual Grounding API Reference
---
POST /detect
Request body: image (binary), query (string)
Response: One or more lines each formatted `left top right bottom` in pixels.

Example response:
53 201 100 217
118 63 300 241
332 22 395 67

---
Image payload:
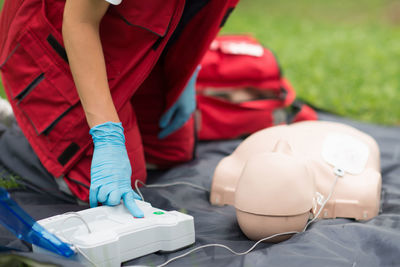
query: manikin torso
210 121 381 241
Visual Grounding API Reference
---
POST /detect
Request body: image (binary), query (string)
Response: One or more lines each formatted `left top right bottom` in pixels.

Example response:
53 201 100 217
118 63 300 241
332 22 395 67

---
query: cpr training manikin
210 121 382 242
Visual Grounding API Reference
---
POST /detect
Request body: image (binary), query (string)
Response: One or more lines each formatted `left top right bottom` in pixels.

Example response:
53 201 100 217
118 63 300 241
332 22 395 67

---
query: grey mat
1 112 399 267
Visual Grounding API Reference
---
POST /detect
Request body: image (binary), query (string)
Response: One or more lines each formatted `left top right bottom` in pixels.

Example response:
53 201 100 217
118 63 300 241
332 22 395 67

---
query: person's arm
62 0 119 128
62 0 144 218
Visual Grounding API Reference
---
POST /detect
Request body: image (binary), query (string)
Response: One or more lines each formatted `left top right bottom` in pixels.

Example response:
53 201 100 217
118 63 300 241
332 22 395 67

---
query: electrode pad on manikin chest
321 133 369 175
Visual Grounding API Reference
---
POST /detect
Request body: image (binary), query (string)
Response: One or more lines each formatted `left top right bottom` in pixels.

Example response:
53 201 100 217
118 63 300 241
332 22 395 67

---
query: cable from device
59 212 97 266
154 231 298 267
134 180 210 202
303 168 341 231
62 212 92 234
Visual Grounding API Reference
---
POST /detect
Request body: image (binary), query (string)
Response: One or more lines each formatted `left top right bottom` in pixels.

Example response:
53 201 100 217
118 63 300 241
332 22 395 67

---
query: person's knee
143 118 196 167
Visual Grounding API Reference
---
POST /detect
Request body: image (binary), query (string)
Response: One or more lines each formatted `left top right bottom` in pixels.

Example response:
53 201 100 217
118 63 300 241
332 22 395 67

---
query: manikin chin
210 121 381 242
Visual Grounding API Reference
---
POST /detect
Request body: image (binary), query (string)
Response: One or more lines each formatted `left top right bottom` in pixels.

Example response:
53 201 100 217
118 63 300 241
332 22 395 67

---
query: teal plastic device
0 187 75 257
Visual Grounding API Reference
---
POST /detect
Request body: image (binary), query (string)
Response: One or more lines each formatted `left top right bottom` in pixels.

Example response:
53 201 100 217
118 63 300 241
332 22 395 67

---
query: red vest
0 0 239 200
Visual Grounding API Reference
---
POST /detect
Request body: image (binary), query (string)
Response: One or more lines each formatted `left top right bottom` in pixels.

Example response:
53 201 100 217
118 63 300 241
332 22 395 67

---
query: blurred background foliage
0 0 399 125
222 0 400 125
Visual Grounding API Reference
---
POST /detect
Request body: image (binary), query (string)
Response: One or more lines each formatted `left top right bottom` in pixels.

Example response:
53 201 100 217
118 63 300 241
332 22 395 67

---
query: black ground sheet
1 112 399 267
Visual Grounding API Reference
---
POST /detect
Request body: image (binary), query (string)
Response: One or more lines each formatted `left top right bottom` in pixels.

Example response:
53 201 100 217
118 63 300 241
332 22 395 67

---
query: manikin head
234 140 317 242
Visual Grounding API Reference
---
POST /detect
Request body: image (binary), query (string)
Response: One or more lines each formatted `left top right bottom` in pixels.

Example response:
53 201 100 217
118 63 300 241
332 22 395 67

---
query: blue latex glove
158 66 201 139
89 122 144 218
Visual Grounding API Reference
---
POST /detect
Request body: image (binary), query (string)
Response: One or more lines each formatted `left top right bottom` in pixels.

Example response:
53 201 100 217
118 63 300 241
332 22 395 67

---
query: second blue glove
158 66 201 139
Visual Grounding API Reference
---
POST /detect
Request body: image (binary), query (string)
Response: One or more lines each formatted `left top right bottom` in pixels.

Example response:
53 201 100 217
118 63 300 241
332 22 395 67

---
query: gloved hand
158 66 201 139
89 122 144 218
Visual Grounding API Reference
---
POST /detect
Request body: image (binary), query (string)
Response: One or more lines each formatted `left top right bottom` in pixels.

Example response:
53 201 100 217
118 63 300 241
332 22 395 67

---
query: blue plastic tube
0 187 75 257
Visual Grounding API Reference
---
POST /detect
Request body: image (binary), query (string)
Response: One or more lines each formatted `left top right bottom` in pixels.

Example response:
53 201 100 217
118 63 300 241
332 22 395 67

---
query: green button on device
153 211 165 215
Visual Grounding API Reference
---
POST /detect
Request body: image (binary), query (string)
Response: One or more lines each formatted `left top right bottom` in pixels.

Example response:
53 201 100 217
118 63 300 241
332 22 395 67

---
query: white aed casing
32 201 195 267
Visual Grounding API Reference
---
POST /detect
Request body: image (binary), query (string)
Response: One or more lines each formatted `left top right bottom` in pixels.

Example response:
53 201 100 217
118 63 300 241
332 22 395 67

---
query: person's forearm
62 0 119 128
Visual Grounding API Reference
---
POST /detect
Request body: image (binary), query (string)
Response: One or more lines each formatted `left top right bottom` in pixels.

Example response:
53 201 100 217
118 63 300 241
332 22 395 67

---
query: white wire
134 180 210 202
59 212 98 266
62 212 92 234
73 246 98 267
303 172 340 231
154 231 299 267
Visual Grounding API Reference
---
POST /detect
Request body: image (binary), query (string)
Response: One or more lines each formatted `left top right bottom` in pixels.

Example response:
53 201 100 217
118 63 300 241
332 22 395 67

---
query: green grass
222 0 400 125
0 0 399 125
0 176 20 189
0 168 22 189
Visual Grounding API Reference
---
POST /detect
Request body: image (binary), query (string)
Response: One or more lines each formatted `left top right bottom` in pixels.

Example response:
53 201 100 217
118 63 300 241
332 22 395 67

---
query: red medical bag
196 35 317 140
